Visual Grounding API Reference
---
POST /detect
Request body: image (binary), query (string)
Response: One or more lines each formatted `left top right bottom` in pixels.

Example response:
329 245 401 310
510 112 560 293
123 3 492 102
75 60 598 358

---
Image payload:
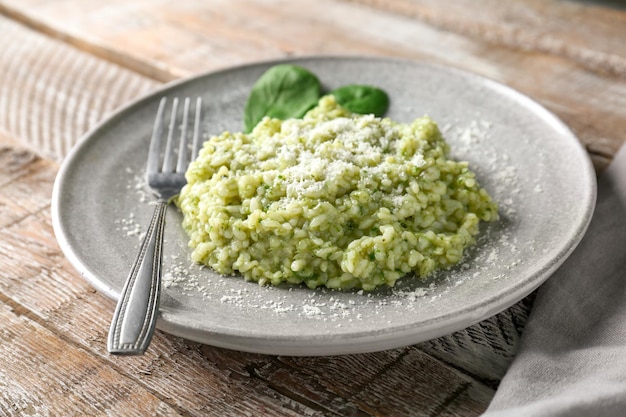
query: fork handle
107 200 167 355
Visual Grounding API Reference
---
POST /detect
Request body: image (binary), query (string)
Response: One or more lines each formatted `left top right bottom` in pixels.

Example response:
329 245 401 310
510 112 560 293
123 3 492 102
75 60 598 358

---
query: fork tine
192 97 203 162
162 97 179 173
176 98 191 173
147 97 167 175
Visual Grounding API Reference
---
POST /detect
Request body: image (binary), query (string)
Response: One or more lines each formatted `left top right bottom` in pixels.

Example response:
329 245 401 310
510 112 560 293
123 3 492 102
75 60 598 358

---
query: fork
108 97 203 355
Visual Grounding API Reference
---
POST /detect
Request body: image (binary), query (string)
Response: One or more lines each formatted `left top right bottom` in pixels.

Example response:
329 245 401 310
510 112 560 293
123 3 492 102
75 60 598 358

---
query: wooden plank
5 0 626 76
256 348 494 416
0 301 183 417
1 0 623 170
347 347 493 416
346 0 626 76
418 293 536 385
0 145 45 229
0 15 158 161
0 2 178 82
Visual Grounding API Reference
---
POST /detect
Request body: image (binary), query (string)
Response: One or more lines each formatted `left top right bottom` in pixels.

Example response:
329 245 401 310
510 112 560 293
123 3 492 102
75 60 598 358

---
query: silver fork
108 96 203 355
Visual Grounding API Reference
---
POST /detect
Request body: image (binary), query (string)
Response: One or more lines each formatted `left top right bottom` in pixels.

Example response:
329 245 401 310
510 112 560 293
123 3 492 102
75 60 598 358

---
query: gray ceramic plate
52 56 596 356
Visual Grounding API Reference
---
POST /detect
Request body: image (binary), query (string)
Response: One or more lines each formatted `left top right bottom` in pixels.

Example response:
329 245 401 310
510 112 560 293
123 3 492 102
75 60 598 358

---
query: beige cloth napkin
484 144 626 416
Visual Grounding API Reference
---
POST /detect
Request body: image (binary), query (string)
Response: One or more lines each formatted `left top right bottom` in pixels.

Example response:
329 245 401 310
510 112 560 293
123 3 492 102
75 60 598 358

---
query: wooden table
0 1 624 415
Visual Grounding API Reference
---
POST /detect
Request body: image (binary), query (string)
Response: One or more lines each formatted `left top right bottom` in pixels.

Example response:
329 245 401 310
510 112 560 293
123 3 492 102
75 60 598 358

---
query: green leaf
330 85 389 117
243 64 321 132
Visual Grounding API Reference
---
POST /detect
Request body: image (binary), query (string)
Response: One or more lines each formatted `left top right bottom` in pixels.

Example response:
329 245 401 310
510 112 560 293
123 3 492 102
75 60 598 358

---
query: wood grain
0 303 183 417
0 15 158 161
268 349 494 416
345 0 626 76
418 293 536 386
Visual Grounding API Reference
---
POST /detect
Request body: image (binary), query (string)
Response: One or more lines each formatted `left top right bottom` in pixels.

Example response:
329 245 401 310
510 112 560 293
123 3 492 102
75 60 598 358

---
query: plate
51 56 596 356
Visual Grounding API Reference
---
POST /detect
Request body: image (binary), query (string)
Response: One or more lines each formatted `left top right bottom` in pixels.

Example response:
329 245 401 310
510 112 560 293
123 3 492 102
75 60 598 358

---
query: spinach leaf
329 84 389 117
243 64 321 132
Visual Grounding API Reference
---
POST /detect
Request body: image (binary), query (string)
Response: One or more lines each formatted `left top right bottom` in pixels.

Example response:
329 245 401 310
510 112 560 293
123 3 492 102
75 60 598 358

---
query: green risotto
177 96 498 290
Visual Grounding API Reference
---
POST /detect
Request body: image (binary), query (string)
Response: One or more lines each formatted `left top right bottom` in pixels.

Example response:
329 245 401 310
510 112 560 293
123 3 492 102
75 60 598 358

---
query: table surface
1 1 624 415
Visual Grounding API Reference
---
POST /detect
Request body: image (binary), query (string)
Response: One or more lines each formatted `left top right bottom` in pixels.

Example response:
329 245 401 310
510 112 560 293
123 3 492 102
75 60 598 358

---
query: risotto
176 96 498 290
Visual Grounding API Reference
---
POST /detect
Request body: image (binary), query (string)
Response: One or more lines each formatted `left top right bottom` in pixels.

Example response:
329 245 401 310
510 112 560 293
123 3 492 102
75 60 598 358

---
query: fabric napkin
483 144 626 416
